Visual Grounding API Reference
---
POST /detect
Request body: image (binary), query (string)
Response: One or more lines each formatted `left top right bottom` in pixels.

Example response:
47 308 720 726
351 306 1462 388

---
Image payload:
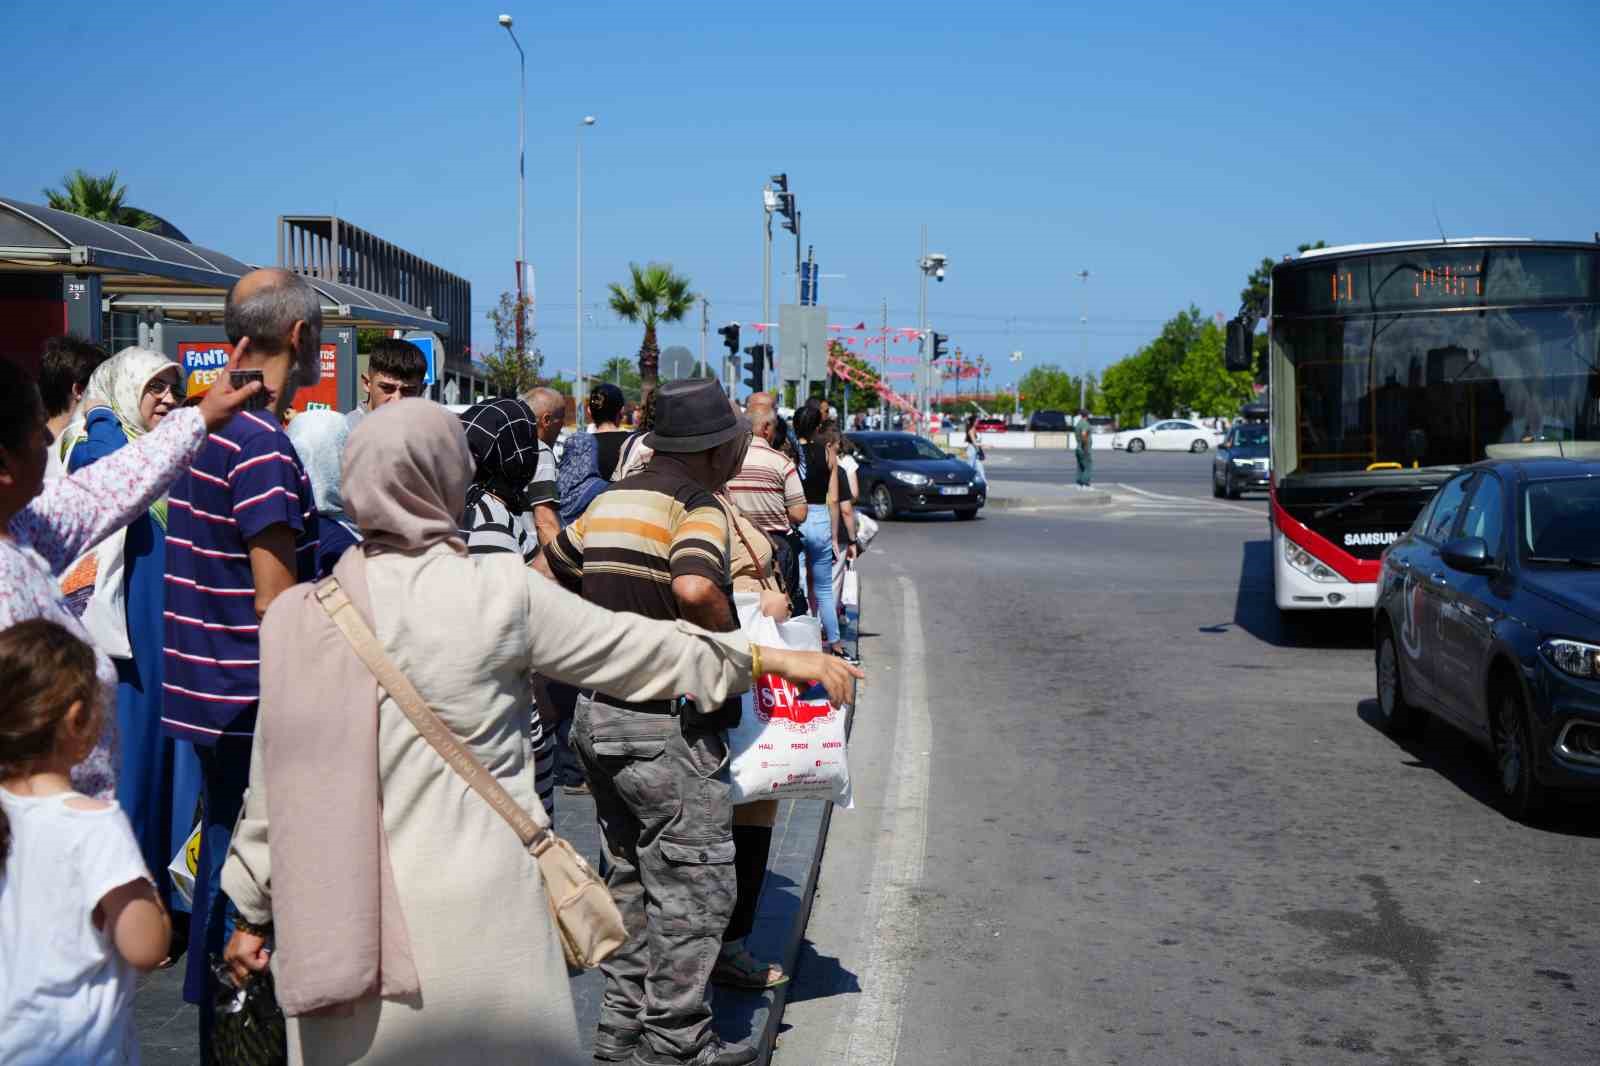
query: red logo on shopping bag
754 674 837 731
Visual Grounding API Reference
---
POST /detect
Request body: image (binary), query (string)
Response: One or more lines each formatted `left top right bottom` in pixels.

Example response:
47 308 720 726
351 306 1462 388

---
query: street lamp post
576 114 596 425
916 226 948 423
498 14 527 359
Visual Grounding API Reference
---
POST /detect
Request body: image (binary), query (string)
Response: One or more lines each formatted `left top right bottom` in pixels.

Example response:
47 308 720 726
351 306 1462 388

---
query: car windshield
1233 425 1269 446
1522 477 1600 561
870 436 950 461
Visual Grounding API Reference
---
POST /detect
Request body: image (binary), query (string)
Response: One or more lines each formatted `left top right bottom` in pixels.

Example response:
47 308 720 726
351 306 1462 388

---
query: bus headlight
1541 638 1600 678
1283 540 1341 583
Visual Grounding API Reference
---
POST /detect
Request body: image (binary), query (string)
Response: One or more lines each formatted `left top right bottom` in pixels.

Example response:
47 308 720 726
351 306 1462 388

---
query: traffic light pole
879 298 888 428
761 196 772 389
918 224 928 421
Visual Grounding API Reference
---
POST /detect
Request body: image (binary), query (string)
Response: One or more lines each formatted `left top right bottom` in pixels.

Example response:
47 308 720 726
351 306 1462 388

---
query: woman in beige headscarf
219 399 857 1066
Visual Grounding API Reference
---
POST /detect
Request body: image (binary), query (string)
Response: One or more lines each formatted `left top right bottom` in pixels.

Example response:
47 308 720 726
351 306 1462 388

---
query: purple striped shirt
162 410 317 744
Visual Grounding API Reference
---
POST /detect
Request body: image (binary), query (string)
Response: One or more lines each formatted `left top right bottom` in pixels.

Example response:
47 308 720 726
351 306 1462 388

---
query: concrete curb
986 490 1113 510
712 607 859 1064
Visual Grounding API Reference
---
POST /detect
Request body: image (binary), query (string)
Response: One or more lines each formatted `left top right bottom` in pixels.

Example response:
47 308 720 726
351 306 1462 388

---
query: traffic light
718 323 740 359
743 343 768 393
771 172 797 234
930 332 948 363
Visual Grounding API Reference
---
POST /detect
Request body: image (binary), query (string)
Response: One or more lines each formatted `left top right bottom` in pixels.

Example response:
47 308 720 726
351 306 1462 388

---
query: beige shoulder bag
315 577 626 970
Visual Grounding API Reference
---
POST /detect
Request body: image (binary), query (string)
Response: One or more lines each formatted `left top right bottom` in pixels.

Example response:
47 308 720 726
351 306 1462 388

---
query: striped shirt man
544 455 730 625
725 435 805 534
162 410 317 744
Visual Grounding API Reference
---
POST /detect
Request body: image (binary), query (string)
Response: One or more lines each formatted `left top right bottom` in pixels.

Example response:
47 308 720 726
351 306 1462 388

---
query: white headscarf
56 346 180 461
286 409 360 539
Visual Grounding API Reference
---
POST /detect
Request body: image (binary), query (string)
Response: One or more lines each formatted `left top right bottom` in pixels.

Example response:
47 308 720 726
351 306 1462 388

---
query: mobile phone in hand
229 370 268 411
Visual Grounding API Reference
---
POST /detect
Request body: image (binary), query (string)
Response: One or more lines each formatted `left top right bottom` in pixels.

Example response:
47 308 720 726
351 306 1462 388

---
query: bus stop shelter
0 196 461 411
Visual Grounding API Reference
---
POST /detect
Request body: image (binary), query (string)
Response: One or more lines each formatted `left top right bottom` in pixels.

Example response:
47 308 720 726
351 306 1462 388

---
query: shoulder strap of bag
716 495 772 591
314 578 556 853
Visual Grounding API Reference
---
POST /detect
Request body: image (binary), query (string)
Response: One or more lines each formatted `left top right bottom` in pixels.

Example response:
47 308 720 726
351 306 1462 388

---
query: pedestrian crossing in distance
1098 483 1263 523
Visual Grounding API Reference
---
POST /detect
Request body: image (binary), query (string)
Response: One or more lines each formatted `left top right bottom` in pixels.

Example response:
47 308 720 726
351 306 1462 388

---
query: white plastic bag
841 565 860 609
168 820 202 908
727 600 852 808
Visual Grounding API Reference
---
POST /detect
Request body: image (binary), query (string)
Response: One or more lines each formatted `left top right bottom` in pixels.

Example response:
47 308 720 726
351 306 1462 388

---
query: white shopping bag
168 821 202 908
727 602 852 808
855 512 879 551
841 565 860 609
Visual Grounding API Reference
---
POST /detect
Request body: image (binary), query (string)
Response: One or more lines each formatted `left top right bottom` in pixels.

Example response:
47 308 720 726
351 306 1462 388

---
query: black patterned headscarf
458 398 543 514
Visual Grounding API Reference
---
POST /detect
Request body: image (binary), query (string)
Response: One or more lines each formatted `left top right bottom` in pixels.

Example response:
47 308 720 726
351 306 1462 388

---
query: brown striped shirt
725 436 804 534
545 455 730 622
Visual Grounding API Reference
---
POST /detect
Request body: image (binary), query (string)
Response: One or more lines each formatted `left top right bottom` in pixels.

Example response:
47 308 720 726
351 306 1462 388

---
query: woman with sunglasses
66 347 203 950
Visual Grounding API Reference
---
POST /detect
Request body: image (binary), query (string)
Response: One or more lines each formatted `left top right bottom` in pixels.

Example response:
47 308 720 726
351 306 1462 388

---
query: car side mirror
1441 536 1493 573
1225 318 1253 372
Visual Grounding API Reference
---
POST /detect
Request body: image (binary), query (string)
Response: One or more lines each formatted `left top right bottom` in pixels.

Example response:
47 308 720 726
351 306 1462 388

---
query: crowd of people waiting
0 267 864 1066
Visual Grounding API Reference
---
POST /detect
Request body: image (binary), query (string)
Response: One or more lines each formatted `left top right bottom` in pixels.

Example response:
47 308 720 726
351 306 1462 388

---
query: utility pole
879 297 888 428
761 184 774 389
1077 269 1091 411
698 297 708 380
918 225 928 420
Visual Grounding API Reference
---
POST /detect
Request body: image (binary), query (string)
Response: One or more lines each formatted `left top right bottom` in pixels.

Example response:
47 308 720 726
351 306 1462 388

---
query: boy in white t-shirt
0 620 171 1065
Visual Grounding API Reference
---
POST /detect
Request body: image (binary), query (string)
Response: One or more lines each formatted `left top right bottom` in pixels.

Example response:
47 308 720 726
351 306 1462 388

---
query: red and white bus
1246 238 1600 610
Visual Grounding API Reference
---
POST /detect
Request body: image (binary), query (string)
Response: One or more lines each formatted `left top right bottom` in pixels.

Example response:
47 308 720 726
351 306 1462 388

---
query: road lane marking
1112 482 1264 515
833 574 931 1066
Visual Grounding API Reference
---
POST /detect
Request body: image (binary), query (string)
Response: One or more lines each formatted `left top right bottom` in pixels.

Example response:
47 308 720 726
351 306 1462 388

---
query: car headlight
1232 458 1254 467
1542 638 1600 678
1283 540 1341 583
891 470 931 487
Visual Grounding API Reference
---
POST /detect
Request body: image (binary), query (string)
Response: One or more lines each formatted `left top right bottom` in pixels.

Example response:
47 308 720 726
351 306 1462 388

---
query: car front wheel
872 483 896 521
1190 439 1209 453
1493 685 1545 819
1128 438 1146 453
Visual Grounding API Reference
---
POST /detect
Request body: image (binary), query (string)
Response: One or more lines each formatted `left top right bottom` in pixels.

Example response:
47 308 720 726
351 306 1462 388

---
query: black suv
1374 458 1600 817
1027 410 1070 432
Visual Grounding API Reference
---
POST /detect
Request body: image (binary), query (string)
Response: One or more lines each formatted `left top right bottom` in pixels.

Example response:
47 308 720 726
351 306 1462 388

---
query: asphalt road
777 448 1600 1066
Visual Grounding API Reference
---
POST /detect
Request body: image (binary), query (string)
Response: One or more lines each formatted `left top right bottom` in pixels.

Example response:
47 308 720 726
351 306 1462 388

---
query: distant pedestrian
0 621 174 1064
522 387 567 549
613 390 657 481
345 337 426 431
793 405 849 657
726 406 807 617
963 418 988 484
1074 407 1094 489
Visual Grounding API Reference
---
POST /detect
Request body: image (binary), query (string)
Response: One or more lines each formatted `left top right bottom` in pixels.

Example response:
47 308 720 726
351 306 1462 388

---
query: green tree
607 262 696 399
479 290 539 396
1098 352 1153 427
809 341 883 415
1170 319 1256 417
1241 241 1324 385
1016 363 1085 412
43 170 160 231
593 356 644 404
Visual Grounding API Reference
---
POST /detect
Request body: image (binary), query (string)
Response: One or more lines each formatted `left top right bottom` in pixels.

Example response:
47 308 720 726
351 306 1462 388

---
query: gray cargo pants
572 693 737 1059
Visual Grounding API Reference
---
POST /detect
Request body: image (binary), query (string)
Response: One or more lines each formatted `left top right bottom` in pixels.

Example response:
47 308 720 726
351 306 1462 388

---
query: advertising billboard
176 341 343 413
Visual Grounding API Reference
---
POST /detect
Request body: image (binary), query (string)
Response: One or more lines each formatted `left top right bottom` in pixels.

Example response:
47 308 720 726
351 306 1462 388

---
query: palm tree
42 170 159 231
607 262 696 398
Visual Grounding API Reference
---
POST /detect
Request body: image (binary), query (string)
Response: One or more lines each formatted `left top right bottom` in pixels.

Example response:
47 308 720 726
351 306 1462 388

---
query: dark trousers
725 825 773 944
544 679 586 787
182 737 253 1061
572 695 736 1059
1076 448 1094 486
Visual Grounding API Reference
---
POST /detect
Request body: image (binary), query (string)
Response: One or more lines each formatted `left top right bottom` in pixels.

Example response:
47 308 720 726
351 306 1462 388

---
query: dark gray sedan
848 431 985 521
1211 422 1270 498
1374 458 1600 817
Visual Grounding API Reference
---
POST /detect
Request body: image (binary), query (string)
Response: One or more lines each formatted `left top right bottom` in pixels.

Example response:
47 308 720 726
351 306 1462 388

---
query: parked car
1374 459 1600 817
1027 410 1070 432
847 431 986 521
974 417 1008 435
1111 419 1225 453
1212 422 1270 497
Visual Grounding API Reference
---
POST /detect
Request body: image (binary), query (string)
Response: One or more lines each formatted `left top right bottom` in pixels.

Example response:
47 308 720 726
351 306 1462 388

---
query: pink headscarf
258 400 472 1015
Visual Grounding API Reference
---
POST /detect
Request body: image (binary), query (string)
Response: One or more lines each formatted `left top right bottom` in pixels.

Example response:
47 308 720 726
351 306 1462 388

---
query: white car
1111 419 1226 453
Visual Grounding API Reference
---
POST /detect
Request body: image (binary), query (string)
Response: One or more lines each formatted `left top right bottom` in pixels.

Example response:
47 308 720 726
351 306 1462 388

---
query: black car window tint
1424 474 1474 542
1459 473 1506 557
1410 493 1438 536
1523 478 1600 557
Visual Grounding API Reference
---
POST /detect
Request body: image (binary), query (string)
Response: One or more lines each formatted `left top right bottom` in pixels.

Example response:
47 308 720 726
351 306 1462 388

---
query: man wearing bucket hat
540 378 757 1066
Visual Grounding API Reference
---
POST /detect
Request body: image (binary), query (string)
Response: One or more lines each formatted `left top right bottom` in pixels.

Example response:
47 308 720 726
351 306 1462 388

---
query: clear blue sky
5 0 1596 395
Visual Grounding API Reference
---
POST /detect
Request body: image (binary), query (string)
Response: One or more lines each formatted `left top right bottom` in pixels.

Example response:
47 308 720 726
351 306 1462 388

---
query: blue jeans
799 505 841 644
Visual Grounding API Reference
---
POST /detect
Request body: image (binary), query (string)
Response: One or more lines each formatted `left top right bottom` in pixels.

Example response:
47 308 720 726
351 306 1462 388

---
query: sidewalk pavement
983 477 1112 509
135 605 859 1066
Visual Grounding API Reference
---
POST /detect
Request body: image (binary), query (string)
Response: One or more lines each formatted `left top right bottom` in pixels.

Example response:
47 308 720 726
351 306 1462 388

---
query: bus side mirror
1225 319 1253 372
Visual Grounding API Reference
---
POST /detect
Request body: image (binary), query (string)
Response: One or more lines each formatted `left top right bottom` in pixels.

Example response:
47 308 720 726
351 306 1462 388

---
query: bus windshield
1277 305 1600 475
